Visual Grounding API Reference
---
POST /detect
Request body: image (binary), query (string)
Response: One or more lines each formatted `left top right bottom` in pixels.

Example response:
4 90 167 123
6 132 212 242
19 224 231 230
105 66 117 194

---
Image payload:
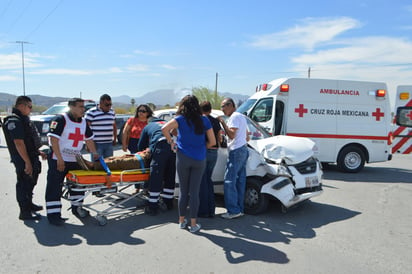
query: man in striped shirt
85 94 117 158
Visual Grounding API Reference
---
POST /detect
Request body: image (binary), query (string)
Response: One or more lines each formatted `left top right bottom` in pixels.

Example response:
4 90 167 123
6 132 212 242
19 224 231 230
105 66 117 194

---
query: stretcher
63 168 150 225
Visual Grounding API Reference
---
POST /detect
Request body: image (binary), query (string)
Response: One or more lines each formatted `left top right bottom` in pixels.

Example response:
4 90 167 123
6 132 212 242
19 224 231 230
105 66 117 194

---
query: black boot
30 203 43 212
19 210 41 220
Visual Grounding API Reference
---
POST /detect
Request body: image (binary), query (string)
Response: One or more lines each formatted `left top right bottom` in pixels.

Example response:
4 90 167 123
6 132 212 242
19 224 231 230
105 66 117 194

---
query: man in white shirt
218 98 249 219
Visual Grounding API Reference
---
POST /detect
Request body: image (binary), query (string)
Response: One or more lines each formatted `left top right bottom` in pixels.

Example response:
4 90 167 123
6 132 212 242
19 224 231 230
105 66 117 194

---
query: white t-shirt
227 111 247 151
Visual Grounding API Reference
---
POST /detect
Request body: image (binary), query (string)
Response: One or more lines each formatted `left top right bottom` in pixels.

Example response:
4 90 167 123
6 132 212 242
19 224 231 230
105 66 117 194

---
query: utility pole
214 72 218 107
15 41 31 95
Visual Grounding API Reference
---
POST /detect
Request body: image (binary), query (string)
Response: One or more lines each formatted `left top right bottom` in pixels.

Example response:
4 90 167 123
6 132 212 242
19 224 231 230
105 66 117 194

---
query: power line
24 0 64 40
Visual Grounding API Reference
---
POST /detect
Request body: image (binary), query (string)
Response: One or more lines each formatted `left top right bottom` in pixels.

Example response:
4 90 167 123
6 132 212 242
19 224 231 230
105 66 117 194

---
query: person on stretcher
75 149 151 171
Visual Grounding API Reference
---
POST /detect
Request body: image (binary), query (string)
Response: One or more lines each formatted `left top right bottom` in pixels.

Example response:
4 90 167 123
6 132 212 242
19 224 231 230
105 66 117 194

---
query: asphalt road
0 135 411 274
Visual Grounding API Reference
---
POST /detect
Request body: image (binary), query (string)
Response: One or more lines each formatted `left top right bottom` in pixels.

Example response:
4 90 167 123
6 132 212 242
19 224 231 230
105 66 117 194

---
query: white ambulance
392 86 412 154
237 78 393 172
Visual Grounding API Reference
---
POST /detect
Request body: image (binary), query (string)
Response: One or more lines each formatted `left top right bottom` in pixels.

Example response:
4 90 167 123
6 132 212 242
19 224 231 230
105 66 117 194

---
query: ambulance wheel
337 146 365 173
244 178 268 215
96 215 107 226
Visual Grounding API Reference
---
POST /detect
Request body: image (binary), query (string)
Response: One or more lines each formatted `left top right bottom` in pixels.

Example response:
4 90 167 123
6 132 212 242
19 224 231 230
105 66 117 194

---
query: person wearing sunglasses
2 96 46 221
122 104 153 154
218 98 249 219
85 94 117 159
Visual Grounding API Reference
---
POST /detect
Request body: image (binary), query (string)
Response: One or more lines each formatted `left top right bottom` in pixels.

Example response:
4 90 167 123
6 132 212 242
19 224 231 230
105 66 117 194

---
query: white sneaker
189 223 201 233
179 219 188 229
221 212 243 219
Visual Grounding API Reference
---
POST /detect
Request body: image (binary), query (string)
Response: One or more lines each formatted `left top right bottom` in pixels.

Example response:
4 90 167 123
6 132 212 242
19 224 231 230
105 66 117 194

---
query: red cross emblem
407 110 412 121
68 127 84 147
295 104 308 117
372 108 385 121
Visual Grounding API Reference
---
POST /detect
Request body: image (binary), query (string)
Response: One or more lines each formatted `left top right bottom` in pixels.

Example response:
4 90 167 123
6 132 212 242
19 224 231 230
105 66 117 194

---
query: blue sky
0 0 411 105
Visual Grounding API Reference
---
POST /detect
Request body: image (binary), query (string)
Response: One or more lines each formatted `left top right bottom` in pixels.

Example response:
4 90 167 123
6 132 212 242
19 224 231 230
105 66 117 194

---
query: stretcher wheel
96 215 108 226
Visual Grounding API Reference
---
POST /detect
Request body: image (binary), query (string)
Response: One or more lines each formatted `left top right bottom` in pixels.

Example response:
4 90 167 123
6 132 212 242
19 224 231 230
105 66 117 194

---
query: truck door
249 98 284 135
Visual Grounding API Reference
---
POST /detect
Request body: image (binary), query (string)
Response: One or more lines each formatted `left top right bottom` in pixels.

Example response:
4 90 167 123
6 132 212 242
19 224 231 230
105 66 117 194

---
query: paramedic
46 98 98 226
2 96 46 221
137 117 176 216
85 94 117 158
218 98 249 219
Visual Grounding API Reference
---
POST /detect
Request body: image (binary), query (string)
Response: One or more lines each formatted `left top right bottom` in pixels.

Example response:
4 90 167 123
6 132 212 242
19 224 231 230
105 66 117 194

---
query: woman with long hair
122 104 153 153
161 95 216 233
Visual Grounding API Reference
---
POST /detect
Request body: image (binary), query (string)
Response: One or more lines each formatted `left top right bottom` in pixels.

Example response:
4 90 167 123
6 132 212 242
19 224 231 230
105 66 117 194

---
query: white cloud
31 69 95 75
133 49 160 56
292 36 412 65
0 75 17 81
248 17 361 51
160 64 178 70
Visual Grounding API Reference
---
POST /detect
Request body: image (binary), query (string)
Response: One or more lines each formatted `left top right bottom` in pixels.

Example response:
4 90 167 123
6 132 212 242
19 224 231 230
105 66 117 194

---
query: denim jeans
224 145 249 214
198 148 218 216
93 142 114 160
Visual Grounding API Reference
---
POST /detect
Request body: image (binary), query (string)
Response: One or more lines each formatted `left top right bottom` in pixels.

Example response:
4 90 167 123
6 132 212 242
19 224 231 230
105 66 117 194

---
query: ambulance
392 86 412 154
237 78 393 172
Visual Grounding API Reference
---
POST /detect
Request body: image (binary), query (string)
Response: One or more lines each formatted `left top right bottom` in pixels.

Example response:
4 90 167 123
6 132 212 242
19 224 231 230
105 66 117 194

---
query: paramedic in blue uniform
2 96 46 221
137 117 176 215
45 98 98 226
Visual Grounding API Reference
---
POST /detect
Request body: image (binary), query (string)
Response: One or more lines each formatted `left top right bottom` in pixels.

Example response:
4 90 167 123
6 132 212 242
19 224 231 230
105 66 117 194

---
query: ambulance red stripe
286 133 388 140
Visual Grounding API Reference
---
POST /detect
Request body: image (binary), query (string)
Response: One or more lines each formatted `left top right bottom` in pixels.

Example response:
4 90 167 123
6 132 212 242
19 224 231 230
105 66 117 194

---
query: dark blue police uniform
2 108 42 219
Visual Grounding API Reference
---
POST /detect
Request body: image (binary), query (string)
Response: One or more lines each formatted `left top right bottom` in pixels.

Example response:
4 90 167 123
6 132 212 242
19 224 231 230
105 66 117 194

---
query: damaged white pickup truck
211 116 323 214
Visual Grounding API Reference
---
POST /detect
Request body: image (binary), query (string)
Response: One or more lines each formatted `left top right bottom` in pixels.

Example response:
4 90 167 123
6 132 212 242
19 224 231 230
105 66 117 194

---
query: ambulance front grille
293 157 318 174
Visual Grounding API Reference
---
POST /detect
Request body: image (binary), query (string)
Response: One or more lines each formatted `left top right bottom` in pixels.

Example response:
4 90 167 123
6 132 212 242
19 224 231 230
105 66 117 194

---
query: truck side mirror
396 106 412 127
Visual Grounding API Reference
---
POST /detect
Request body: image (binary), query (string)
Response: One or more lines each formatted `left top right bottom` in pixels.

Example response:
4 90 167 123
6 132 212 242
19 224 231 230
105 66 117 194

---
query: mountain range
0 89 250 108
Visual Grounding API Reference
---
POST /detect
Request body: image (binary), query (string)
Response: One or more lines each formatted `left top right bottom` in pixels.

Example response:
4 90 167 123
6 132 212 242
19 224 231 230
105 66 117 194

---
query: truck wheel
337 146 365 173
244 178 268 215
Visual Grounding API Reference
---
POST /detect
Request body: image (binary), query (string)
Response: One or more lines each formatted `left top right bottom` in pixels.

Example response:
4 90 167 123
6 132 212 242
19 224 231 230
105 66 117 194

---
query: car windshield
245 116 271 140
42 105 69 115
236 99 257 115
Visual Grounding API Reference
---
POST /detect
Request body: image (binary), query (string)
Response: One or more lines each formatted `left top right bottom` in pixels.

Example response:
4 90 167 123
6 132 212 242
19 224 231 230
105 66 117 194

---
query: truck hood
248 135 316 165
30 114 56 121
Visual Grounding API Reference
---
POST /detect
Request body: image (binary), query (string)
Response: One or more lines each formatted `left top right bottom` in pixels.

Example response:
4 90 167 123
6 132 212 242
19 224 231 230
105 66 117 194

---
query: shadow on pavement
195 197 360 264
322 163 412 184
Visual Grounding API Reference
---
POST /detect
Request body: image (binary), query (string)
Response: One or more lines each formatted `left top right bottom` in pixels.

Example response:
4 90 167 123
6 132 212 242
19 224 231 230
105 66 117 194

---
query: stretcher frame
63 168 149 226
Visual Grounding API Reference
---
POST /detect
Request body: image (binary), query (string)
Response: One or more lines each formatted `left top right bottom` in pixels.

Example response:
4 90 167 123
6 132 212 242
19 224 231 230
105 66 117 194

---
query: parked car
115 114 133 144
31 100 97 145
176 115 323 214
153 108 224 121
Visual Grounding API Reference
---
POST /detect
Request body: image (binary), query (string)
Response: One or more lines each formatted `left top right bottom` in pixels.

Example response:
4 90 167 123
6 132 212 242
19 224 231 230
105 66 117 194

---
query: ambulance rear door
392 86 412 154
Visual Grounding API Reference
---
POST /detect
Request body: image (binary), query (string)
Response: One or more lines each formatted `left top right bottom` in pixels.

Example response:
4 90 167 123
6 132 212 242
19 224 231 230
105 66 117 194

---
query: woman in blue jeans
161 95 216 233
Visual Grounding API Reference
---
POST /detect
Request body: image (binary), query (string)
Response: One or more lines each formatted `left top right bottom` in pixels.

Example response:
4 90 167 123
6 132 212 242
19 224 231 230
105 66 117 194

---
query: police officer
46 98 98 226
138 117 176 215
2 96 46 220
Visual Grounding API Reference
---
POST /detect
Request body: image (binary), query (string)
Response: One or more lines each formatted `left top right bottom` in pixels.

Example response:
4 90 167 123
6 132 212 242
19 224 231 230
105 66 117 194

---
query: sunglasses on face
138 109 147 113
104 103 112 107
220 102 231 109
26 104 33 109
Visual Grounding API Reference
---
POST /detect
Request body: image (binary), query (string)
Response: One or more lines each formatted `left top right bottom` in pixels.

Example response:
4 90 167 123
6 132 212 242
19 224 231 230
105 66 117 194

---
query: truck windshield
42 105 69 115
237 99 256 115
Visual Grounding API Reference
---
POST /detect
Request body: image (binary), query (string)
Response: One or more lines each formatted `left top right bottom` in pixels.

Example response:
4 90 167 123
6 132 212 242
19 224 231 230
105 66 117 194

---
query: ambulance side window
250 98 273 123
274 101 284 135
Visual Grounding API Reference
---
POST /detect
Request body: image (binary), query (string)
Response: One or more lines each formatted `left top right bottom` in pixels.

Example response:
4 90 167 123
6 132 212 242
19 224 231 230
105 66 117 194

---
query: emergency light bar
376 89 386 97
399 92 410 100
280 84 289 92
